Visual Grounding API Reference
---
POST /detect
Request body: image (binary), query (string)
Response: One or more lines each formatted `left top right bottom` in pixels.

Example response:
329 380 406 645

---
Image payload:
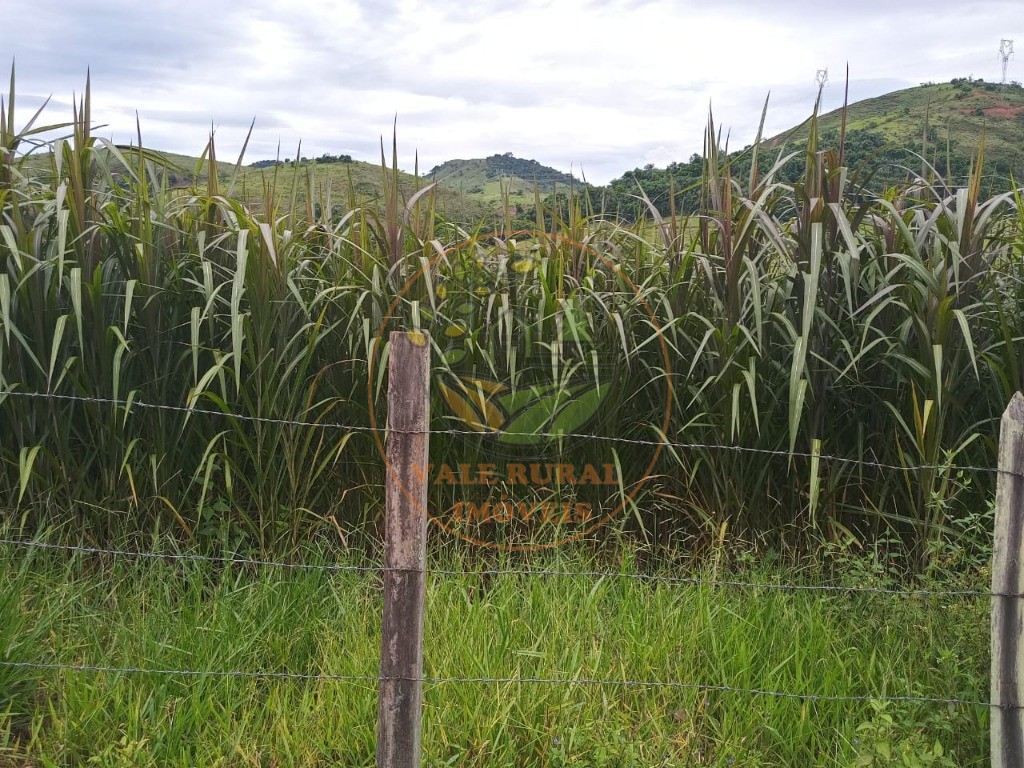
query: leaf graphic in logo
549 383 609 437
443 347 467 366
494 384 564 446
439 377 507 432
497 382 609 446
493 386 545 418
439 371 614 445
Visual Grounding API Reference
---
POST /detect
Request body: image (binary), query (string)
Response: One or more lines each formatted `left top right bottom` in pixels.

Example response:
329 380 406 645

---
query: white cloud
5 0 1023 183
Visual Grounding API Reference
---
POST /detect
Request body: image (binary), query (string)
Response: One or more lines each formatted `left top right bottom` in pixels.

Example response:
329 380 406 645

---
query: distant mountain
600 78 1024 219
428 153 584 206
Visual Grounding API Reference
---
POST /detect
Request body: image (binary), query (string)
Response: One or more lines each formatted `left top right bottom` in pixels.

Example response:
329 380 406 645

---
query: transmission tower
999 39 1014 85
815 68 829 88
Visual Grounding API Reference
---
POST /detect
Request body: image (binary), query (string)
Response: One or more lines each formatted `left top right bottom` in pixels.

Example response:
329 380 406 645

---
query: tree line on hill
249 152 353 169
518 130 1022 225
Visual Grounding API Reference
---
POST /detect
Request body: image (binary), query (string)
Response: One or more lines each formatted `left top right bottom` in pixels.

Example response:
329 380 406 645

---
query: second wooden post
993 392 1024 768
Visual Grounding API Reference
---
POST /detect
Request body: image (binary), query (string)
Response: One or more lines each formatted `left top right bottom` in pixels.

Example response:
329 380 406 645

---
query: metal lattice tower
815 68 829 88
999 39 1014 85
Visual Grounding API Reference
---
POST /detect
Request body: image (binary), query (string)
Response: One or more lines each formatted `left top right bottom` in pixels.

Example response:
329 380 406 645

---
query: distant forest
249 153 353 169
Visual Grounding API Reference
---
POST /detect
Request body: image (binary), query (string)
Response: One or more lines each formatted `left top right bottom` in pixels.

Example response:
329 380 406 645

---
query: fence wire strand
0 538 374 575
0 388 1002 475
0 660 993 708
0 538 1005 598
0 390 379 433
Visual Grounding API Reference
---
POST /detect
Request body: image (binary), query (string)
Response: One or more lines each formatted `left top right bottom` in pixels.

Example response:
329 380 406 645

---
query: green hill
79 148 578 223
234 157 494 223
428 153 583 208
169 151 495 223
600 78 1024 219
19 144 496 224
772 77 1024 185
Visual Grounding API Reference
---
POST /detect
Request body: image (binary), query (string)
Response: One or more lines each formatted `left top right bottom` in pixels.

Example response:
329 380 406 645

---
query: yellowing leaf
440 380 506 431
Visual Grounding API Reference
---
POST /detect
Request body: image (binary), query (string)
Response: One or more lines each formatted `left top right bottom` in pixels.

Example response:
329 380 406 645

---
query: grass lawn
0 540 990 767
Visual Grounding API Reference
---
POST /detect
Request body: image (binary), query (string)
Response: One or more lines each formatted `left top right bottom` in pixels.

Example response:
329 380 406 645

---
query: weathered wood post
378 331 430 768
993 392 1024 768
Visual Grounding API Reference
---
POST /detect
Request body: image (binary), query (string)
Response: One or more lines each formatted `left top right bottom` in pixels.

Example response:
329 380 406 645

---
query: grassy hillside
21 144 496 224
792 79 1024 161
178 151 497 223
773 78 1024 186
428 153 583 208
601 78 1024 219
145 150 580 220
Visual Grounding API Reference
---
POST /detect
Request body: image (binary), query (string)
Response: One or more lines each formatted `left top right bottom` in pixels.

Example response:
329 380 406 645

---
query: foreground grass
0 541 989 767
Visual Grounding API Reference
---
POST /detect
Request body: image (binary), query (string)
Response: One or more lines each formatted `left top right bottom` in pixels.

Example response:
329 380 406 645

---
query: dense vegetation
0 71 1013 767
1 75 1022 559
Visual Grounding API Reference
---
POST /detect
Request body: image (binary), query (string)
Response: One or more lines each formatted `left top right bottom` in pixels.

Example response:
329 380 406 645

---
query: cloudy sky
6 0 1022 183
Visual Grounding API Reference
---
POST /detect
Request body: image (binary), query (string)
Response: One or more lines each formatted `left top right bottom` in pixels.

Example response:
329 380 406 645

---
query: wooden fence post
378 331 430 768
993 392 1024 768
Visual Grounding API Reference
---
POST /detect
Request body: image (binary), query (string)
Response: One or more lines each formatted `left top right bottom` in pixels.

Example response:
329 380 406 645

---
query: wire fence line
0 660 993 708
0 387 1004 733
0 538 1002 598
0 536 996 713
0 389 380 433
0 536 997 713
0 388 1003 475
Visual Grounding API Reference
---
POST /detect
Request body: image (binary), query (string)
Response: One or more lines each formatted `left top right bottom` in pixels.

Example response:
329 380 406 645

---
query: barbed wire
0 539 1002 598
0 660 992 708
426 565 996 597
0 538 375 574
0 388 1001 475
0 390 377 433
